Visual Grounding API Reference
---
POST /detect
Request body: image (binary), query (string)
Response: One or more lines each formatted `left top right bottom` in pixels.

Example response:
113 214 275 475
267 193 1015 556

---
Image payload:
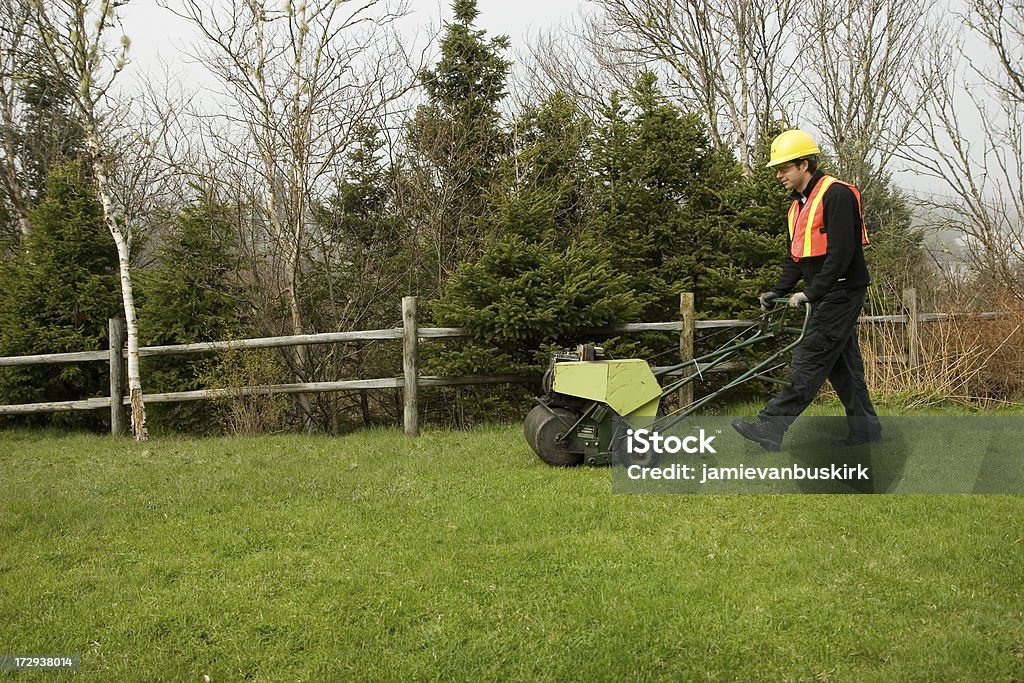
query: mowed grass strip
0 424 1022 682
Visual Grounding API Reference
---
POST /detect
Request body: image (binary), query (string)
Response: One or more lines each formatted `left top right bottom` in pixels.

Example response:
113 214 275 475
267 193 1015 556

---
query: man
732 129 882 451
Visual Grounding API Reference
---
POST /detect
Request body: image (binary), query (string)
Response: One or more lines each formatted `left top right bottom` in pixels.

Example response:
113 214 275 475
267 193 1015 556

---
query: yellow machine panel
551 360 662 417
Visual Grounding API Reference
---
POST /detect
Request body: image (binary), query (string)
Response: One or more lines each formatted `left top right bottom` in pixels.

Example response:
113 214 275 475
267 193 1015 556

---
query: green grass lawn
1 414 1023 681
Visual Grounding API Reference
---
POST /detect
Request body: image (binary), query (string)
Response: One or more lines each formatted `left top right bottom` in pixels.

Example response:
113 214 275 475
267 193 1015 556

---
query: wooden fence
0 289 1003 436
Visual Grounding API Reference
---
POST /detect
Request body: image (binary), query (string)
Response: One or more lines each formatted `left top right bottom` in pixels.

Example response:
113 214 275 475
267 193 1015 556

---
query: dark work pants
759 287 881 440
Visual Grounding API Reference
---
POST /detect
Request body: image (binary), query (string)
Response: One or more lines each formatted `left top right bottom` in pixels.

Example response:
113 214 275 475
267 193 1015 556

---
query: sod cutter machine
523 300 812 467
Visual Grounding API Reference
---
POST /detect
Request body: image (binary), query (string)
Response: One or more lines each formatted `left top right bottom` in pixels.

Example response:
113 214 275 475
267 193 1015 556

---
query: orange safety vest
787 175 869 260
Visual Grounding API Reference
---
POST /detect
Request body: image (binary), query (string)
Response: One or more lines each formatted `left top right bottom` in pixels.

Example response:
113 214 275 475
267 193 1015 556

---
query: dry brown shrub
858 291 1024 408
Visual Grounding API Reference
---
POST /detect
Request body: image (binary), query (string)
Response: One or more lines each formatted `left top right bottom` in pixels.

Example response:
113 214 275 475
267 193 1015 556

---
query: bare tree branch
796 0 950 194
161 0 417 429
901 15 1024 299
572 0 803 173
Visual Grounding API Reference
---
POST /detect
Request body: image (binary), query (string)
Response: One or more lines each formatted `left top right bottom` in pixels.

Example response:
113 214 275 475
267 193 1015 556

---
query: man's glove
758 291 777 311
789 291 809 308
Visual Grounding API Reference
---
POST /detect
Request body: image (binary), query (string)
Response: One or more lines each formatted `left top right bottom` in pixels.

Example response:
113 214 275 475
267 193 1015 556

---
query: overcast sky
113 0 1009 203
119 0 583 87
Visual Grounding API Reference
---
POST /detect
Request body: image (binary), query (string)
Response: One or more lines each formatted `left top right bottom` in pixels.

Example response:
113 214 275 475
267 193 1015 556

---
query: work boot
731 418 783 452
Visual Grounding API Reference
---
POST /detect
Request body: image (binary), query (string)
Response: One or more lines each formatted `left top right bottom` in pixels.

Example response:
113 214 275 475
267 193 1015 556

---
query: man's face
774 160 809 193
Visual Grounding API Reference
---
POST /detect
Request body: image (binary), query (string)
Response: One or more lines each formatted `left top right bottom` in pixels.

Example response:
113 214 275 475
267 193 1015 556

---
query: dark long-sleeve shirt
771 171 870 303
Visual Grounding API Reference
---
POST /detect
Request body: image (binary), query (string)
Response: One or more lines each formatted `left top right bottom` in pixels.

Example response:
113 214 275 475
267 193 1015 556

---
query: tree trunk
286 233 313 431
112 231 148 441
86 130 148 441
0 89 31 237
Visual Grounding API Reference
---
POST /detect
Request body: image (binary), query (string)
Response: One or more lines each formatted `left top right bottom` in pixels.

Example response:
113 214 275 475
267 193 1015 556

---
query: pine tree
429 93 639 424
498 92 592 246
590 73 782 320
137 201 242 432
0 162 119 426
311 124 410 332
687 129 789 315
17 45 86 201
0 41 85 240
304 125 411 429
403 0 511 292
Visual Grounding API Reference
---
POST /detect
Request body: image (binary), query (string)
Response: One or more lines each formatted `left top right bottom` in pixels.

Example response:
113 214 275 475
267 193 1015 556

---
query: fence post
359 390 371 427
402 296 419 437
902 287 920 369
108 317 127 436
678 292 695 409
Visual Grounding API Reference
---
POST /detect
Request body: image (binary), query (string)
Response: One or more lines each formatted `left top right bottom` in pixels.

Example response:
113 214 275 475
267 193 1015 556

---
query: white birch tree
32 0 149 439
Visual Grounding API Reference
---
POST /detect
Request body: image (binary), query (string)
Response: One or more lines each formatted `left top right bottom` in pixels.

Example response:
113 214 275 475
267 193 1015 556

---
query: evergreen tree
497 92 592 246
140 203 239 345
403 0 511 293
699 128 790 314
432 236 639 369
310 124 410 332
0 42 86 241
17 45 86 199
429 93 639 424
0 162 119 426
138 202 242 433
304 125 411 429
590 73 781 321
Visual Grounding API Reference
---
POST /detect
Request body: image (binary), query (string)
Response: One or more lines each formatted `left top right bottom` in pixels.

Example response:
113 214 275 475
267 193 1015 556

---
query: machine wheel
618 444 660 469
611 415 660 469
523 405 583 467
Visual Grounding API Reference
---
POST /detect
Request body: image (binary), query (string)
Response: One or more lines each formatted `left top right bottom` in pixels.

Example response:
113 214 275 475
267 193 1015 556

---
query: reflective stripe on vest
787 175 869 260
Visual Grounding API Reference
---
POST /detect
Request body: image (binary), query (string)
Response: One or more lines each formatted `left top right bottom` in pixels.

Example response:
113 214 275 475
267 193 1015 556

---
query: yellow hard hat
766 129 821 168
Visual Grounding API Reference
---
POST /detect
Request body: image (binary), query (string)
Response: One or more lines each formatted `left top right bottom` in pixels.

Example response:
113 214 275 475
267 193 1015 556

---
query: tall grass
860 291 1024 408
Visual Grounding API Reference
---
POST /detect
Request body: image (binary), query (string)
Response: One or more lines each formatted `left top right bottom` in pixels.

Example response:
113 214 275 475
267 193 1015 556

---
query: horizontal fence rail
0 314 1003 369
0 289 1009 434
